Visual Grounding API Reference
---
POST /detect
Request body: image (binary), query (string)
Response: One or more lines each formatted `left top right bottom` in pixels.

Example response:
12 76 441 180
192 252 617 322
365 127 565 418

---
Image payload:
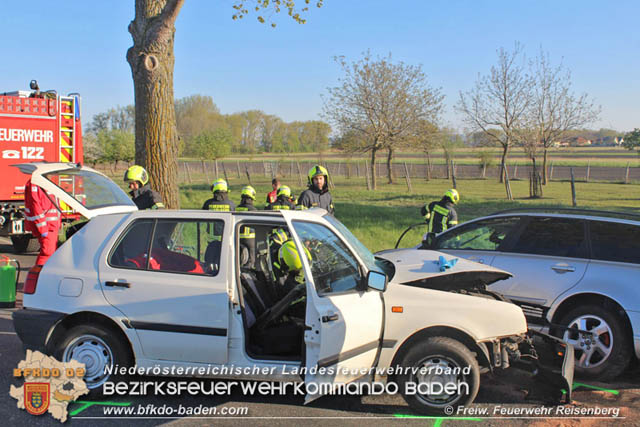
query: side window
110 219 154 269
510 217 587 258
589 221 640 264
435 217 521 251
292 221 361 295
150 219 224 275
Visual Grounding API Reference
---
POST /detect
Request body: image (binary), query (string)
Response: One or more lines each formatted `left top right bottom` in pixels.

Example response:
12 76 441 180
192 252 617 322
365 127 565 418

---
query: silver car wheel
412 355 462 407
62 334 114 389
562 314 613 370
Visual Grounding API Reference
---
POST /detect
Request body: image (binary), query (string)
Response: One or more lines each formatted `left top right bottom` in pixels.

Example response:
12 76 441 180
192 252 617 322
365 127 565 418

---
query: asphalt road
1 237 638 426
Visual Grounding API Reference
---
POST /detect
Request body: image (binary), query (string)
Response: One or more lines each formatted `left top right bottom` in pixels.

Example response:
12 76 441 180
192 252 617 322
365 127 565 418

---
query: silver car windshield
43 169 135 209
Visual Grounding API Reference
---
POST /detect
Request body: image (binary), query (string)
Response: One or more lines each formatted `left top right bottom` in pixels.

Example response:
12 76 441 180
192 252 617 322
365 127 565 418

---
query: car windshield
44 169 135 209
323 214 393 278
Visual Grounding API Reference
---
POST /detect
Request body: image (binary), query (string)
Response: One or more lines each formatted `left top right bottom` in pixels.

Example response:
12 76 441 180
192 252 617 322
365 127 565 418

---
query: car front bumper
12 308 65 352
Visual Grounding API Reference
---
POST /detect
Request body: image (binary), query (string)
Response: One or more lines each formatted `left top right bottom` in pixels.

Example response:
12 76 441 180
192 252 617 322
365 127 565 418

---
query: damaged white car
13 163 573 414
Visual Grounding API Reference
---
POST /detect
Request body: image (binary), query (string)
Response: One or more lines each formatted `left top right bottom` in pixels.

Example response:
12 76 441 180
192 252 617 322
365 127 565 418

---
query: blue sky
2 1 638 132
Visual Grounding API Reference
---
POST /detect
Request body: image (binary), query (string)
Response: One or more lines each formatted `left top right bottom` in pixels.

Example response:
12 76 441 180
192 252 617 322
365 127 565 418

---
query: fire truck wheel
11 235 40 254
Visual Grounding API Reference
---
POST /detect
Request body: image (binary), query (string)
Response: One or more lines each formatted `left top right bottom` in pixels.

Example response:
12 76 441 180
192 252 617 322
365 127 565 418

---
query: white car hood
377 248 511 290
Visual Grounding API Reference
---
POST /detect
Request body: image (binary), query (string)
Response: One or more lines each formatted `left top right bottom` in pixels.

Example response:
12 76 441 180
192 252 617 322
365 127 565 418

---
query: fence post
236 161 241 178
202 160 210 183
245 165 252 185
586 161 590 182
296 162 303 186
570 167 577 206
513 164 518 180
451 160 457 189
503 163 513 200
214 160 219 179
404 162 412 193
625 162 630 184
185 162 193 184
222 162 229 183
549 162 554 181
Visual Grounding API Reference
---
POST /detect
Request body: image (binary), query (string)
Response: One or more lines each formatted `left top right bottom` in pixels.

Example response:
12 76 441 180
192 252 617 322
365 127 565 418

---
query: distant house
614 136 624 146
568 136 592 147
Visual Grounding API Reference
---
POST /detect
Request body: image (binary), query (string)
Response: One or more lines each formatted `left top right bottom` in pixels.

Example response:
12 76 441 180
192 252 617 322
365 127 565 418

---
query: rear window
589 221 640 264
509 217 587 258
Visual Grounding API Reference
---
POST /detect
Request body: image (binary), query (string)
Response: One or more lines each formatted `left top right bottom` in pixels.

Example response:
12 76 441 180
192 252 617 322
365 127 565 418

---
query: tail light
24 265 43 294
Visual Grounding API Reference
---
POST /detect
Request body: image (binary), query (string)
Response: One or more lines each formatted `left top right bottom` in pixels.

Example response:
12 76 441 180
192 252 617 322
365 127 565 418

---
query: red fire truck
0 81 83 253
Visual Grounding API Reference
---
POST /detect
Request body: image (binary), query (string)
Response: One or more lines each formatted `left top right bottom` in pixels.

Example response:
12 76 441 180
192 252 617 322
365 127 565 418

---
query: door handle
321 313 339 323
105 281 131 288
551 265 575 273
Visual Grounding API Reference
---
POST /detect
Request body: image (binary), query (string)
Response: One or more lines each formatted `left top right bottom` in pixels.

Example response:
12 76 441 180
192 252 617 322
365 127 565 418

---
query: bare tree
127 0 320 208
457 43 533 183
323 52 443 189
528 50 601 184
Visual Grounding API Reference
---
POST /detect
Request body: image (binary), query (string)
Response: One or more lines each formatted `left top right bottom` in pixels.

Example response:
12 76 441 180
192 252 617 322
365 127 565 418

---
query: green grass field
169 173 640 253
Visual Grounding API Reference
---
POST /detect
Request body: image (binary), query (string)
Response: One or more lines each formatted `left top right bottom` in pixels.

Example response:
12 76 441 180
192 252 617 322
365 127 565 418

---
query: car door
433 216 523 266
15 162 137 218
281 212 384 402
98 215 230 364
489 216 590 309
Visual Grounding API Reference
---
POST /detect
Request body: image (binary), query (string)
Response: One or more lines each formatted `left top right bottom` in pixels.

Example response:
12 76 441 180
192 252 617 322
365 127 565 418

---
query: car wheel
11 235 39 254
559 305 631 380
397 337 480 415
54 325 131 389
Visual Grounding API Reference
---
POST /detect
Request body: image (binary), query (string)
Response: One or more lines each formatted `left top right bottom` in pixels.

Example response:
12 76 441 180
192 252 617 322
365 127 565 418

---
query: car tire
11 235 39 254
53 324 132 390
558 305 631 381
397 337 480 415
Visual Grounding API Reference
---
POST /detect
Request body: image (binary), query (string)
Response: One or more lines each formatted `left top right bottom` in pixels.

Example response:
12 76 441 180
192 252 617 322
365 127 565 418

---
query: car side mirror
366 270 387 292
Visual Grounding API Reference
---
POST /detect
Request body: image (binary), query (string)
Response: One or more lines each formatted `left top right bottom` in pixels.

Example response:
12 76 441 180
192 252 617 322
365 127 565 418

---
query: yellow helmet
240 185 256 200
278 240 312 271
307 165 329 186
124 165 149 186
444 189 460 204
211 178 228 193
277 185 292 199
269 228 290 246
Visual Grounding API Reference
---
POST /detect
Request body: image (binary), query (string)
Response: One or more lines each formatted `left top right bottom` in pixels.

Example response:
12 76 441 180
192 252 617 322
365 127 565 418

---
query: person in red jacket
23 179 61 265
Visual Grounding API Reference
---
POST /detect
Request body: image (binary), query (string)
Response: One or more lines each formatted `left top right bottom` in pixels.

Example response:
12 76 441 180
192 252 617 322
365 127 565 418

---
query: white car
12 163 573 414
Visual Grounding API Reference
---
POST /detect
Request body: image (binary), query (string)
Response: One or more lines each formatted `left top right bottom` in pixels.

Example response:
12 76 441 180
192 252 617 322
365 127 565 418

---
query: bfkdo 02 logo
25 383 50 416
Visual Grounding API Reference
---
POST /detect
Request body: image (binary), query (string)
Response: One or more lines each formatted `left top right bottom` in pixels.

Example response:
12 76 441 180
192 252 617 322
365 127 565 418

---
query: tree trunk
127 0 184 209
386 148 394 184
370 149 378 190
542 148 549 185
499 143 510 183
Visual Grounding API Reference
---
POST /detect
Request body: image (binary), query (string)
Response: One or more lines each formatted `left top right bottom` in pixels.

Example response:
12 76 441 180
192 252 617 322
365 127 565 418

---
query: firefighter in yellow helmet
237 185 257 268
273 239 311 319
123 165 164 210
202 179 236 211
266 185 296 211
421 189 460 234
298 165 334 215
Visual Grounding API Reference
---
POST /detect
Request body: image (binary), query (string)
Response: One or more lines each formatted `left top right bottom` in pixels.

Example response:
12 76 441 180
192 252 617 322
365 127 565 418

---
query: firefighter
421 189 460 235
124 165 165 210
298 165 334 215
266 178 280 205
237 185 257 268
237 185 257 212
273 239 310 319
266 185 296 211
202 179 236 211
23 179 61 265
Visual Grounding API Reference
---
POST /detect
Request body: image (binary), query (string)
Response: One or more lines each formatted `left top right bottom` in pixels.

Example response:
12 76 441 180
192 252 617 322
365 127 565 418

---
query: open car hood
13 162 137 219
376 248 511 292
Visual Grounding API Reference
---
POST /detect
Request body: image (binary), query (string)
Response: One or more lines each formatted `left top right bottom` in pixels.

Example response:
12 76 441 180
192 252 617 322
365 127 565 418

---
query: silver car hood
376 248 511 291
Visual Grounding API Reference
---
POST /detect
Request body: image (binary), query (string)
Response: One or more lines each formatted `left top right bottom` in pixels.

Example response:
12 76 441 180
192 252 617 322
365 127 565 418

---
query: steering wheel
257 283 305 329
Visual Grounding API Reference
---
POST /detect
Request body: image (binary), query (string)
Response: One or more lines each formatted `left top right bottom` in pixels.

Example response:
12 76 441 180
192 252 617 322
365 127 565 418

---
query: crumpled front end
490 330 574 403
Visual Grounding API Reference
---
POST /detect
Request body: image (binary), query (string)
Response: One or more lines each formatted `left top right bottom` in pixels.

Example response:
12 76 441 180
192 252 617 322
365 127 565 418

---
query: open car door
281 210 385 403
13 162 137 219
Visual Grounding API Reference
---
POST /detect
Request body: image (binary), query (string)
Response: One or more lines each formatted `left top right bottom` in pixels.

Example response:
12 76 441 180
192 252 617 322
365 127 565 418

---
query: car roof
481 208 640 226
